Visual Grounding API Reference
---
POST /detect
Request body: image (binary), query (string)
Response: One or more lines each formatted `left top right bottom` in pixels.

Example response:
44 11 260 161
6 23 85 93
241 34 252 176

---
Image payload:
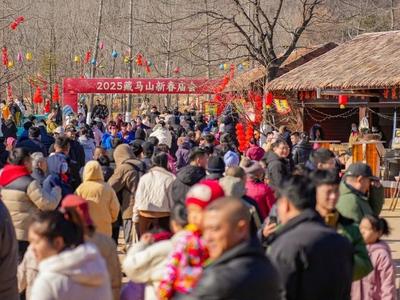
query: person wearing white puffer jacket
149 121 172 149
29 210 112 300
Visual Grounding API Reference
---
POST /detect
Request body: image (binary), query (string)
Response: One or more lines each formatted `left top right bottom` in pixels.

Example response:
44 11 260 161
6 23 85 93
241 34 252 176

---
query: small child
158 180 225 299
352 215 396 300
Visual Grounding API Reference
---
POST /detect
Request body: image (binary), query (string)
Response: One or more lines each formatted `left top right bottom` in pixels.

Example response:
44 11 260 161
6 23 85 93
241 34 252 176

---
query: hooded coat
76 161 120 236
351 241 396 300
265 151 290 189
108 144 145 219
150 126 173 148
175 141 191 170
30 243 112 300
167 165 206 208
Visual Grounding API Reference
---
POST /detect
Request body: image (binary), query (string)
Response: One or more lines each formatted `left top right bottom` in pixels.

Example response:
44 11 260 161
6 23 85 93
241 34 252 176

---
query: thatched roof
226 42 337 91
267 31 400 92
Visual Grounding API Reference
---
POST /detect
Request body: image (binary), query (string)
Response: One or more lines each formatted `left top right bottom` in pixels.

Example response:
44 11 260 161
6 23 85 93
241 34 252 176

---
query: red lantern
53 83 60 102
44 99 51 113
84 50 91 64
33 87 43 104
136 53 143 66
338 95 348 109
265 92 273 107
173 67 180 74
2 47 8 66
7 84 12 100
145 61 151 73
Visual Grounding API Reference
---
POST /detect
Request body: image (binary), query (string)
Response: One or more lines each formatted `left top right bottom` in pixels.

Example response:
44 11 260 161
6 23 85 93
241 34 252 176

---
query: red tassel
2 47 8 66
7 84 12 100
265 92 273 107
84 51 91 64
338 95 348 109
33 87 43 104
53 84 60 102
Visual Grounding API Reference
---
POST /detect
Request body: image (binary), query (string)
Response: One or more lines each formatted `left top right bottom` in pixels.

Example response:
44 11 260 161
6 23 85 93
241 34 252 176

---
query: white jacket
133 167 175 222
30 243 112 300
149 126 172 148
122 232 185 300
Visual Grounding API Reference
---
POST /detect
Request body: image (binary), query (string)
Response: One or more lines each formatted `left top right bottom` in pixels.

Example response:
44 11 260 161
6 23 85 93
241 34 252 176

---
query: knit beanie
223 150 240 168
185 179 225 209
61 195 94 226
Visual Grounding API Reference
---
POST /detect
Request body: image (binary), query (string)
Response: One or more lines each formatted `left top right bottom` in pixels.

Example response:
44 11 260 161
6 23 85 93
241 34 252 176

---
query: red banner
63 77 221 95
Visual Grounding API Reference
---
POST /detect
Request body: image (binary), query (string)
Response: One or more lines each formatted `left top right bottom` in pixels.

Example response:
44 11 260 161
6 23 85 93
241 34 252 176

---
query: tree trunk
127 0 134 121
89 0 104 114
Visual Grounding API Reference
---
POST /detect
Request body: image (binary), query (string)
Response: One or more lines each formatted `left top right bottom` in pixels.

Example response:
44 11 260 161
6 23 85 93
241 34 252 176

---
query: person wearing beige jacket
134 151 176 237
76 160 120 236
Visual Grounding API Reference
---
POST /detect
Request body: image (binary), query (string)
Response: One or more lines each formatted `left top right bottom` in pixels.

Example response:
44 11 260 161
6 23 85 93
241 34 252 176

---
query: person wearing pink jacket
352 215 396 300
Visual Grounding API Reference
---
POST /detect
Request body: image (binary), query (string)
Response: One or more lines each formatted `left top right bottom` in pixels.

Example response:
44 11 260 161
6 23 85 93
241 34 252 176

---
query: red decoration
33 87 43 104
265 92 273 107
2 47 8 66
84 51 91 64
229 64 235 79
173 67 180 74
145 61 151 74
10 16 24 30
44 99 51 113
7 84 12 100
338 95 348 109
53 83 60 102
136 53 143 66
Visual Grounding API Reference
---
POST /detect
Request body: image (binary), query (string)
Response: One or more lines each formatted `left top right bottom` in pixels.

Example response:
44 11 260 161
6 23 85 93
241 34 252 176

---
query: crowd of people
0 100 396 300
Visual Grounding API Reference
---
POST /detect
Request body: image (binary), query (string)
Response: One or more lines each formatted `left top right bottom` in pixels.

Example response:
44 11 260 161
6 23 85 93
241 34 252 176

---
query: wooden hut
267 31 400 144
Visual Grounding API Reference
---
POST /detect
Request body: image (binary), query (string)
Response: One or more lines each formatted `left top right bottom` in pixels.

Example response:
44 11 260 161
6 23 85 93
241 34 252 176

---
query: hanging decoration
338 94 348 109
254 94 263 124
99 41 104 50
25 52 33 61
17 52 23 63
74 55 81 63
229 64 235 79
7 61 14 69
123 56 130 64
238 64 244 71
274 99 291 115
236 123 246 153
7 84 13 100
111 50 118 58
84 51 91 64
145 61 151 74
219 64 224 70
33 87 44 104
173 67 180 74
136 53 143 66
44 99 51 113
10 16 24 30
90 58 96 65
265 91 273 108
53 83 60 102
2 47 9 67
245 125 254 146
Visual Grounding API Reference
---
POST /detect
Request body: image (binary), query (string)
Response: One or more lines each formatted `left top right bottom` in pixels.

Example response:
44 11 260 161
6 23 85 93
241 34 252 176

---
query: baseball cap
345 163 379 181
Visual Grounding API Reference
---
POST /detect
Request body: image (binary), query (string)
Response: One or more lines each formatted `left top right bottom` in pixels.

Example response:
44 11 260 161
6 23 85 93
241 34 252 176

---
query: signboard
63 78 221 95
274 99 291 115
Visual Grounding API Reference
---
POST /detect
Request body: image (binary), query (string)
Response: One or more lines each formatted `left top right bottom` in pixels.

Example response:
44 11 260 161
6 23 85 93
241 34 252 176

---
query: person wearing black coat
16 127 47 156
178 197 282 300
266 176 353 300
38 123 55 152
2 118 17 139
264 140 290 189
291 133 312 166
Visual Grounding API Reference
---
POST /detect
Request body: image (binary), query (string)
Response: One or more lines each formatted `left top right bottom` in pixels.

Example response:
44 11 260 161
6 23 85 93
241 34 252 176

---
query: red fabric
0 164 31 186
246 145 265 161
152 231 173 242
245 179 276 220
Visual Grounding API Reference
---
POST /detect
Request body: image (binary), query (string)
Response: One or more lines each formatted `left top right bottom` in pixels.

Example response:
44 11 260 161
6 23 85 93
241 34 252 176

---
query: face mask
351 126 357 132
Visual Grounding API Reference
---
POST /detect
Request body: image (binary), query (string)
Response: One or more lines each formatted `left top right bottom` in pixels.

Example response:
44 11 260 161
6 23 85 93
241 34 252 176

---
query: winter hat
243 160 264 175
6 137 16 148
246 146 265 161
219 176 246 198
185 179 225 209
61 195 94 226
207 155 225 174
223 150 240 168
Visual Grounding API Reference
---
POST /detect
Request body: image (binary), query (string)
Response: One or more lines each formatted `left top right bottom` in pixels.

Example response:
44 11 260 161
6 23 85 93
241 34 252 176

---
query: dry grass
267 31 400 92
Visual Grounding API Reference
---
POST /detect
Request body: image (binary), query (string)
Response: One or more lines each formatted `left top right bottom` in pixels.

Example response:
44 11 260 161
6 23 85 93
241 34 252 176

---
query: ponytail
364 215 391 236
